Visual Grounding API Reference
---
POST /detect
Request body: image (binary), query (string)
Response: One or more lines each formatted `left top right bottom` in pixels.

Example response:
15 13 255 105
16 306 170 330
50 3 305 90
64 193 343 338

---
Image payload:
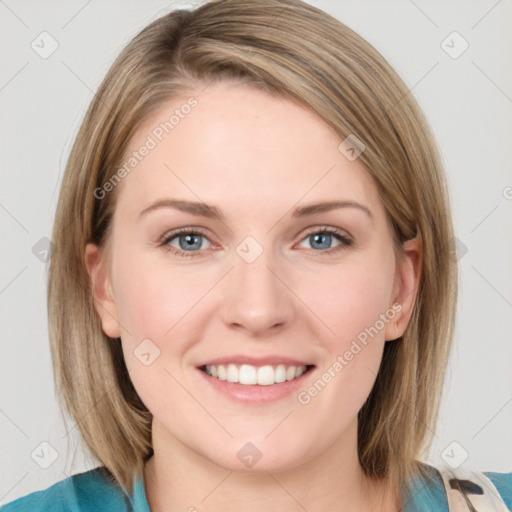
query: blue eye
159 226 352 258
161 229 211 257
299 227 352 253
311 233 332 249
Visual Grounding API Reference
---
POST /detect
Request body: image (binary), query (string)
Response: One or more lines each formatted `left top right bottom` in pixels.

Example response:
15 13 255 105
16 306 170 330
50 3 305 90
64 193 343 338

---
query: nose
221 245 296 337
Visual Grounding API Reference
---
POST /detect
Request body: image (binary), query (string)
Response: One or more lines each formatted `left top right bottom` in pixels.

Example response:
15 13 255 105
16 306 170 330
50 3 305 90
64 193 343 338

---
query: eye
159 228 213 258
159 226 352 258
297 227 352 254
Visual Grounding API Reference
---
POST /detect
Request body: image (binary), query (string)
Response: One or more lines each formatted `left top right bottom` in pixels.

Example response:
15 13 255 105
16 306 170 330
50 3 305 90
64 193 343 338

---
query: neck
142 419 399 512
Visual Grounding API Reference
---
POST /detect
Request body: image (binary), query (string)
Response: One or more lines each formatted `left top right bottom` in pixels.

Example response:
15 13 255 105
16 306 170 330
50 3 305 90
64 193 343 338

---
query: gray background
1 0 511 504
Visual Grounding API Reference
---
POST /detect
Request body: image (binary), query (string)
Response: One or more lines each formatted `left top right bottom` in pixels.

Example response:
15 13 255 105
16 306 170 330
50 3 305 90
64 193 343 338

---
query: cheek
298 255 396 399
111 250 201 411
293 276 387 409
302 260 395 344
111 249 208 341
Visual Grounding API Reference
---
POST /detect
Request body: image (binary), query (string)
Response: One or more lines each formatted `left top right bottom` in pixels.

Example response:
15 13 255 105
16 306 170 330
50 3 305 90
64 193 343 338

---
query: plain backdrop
1 0 511 504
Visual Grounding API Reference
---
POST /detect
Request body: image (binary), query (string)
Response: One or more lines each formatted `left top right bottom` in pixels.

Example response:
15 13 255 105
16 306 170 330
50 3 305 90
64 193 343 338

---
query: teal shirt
2 464 511 511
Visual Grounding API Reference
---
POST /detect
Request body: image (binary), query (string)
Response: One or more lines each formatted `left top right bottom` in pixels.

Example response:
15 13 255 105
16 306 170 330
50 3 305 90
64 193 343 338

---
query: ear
84 242 121 338
385 233 422 341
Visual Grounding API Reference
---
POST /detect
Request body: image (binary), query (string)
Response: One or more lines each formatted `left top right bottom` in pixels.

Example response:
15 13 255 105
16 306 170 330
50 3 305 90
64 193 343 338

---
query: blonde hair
48 0 457 502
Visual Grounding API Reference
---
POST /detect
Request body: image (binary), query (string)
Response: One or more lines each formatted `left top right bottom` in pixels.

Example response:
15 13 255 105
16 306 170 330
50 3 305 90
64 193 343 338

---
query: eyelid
157 226 212 245
299 225 351 241
158 226 216 257
295 226 352 252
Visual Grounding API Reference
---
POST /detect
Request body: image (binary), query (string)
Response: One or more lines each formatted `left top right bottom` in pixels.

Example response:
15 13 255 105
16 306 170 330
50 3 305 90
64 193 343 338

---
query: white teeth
226 364 238 383
203 363 309 385
274 364 287 383
239 364 257 385
257 366 274 386
217 365 227 380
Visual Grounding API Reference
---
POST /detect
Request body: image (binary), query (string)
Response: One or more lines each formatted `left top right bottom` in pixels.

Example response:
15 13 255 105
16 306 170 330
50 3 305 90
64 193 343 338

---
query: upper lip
196 355 315 368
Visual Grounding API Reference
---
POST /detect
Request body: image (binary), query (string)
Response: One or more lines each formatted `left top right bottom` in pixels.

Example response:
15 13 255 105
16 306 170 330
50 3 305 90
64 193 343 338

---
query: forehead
114 82 384 220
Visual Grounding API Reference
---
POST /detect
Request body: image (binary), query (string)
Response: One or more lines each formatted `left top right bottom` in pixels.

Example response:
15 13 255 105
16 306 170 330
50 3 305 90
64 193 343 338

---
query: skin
85 81 421 511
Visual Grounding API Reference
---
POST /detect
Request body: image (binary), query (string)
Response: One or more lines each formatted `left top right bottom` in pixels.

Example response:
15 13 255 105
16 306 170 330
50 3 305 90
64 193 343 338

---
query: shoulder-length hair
48 0 457 500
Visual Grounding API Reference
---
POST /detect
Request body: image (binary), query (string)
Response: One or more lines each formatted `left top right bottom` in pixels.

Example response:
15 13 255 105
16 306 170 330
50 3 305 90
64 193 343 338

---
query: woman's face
86 81 419 473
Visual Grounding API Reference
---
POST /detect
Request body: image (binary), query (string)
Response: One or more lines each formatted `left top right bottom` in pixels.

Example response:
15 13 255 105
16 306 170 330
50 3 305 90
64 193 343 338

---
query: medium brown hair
48 0 457 501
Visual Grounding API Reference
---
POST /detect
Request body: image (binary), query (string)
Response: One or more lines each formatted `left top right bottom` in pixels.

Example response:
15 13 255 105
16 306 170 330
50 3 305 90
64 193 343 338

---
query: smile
201 363 314 386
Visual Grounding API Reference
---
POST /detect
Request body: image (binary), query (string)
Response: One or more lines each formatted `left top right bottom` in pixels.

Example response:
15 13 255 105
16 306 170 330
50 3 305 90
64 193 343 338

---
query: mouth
199 363 316 386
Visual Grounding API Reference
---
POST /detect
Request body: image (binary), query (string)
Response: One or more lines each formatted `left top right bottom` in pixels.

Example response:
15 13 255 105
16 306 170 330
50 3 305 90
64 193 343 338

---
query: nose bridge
221 235 294 334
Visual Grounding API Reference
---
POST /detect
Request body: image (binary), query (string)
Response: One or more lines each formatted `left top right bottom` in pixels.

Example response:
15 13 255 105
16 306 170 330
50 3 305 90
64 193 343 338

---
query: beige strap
439 469 509 511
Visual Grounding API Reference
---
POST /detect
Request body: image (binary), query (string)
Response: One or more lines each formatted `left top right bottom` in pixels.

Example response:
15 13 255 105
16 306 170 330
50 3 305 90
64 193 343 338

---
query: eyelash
158 226 352 258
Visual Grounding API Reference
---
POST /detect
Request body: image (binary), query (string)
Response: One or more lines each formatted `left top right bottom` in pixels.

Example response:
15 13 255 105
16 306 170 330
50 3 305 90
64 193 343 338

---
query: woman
2 0 510 510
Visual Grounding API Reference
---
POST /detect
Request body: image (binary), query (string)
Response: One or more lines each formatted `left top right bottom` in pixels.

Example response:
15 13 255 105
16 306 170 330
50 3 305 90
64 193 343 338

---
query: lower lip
196 367 315 404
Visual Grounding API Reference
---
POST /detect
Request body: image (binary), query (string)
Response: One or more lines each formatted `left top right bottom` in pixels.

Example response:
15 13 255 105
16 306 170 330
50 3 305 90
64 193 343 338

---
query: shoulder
484 470 512 508
404 462 450 511
0 467 131 512
404 462 512 511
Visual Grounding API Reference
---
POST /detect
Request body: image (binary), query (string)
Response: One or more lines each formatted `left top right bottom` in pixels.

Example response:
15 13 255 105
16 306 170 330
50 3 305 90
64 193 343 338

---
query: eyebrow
138 199 373 221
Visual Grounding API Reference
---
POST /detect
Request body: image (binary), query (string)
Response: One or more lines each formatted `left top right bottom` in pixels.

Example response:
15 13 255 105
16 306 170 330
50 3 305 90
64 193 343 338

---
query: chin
202 438 310 475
